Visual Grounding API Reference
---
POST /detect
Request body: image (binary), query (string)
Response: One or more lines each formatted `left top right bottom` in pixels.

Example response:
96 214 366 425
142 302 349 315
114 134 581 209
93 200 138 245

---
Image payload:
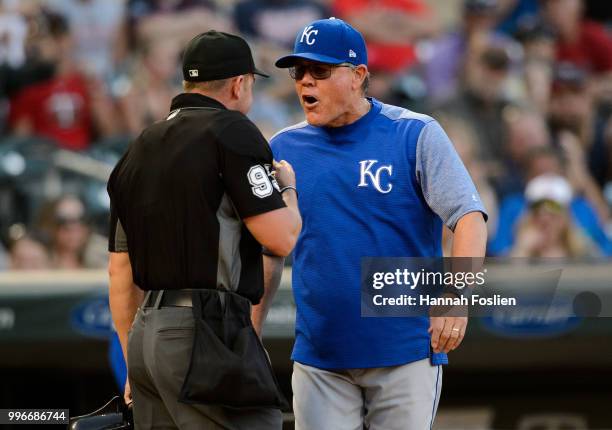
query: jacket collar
169 93 227 111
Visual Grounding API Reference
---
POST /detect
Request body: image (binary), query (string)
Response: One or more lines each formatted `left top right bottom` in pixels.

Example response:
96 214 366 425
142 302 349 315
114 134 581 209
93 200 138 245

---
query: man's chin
304 112 326 127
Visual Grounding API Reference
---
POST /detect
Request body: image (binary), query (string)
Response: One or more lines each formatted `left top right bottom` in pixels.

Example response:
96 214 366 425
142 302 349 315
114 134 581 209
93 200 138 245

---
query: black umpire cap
182 30 269 82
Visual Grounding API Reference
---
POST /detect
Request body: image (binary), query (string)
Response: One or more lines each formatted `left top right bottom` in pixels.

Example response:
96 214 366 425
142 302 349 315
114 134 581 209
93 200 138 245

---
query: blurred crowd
0 0 611 270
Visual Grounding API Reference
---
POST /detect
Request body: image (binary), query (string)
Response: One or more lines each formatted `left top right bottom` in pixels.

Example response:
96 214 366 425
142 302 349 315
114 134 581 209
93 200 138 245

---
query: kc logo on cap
275 18 368 69
300 25 319 46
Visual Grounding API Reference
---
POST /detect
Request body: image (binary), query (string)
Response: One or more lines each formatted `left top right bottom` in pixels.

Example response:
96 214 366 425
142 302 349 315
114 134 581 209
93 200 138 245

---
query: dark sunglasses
289 62 355 80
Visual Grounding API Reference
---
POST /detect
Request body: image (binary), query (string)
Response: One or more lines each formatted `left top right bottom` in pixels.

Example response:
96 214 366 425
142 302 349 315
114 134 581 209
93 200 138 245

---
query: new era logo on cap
349 50 356 58
188 69 199 77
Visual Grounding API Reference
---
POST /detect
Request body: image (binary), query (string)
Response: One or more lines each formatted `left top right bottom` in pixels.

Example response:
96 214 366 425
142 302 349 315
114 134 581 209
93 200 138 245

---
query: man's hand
108 251 142 397
251 255 285 338
124 378 132 405
429 316 467 353
252 321 263 339
433 211 485 354
273 160 296 189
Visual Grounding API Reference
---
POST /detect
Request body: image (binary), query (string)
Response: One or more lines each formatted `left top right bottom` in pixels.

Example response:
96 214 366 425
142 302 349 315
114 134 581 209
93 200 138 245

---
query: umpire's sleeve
218 119 286 219
415 120 488 232
108 202 129 252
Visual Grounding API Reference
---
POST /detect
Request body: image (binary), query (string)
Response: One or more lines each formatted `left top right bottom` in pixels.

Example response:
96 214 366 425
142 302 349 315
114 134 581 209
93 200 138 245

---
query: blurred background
0 0 611 428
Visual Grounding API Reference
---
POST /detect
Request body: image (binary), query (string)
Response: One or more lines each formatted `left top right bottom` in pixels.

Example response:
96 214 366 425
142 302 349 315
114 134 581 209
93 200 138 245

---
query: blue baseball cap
275 17 367 68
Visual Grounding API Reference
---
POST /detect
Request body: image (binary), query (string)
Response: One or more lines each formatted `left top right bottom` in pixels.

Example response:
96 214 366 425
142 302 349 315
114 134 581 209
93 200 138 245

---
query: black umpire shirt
107 93 286 304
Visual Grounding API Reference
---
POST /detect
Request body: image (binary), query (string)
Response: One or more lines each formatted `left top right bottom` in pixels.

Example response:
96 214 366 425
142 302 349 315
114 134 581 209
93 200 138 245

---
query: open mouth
302 94 319 108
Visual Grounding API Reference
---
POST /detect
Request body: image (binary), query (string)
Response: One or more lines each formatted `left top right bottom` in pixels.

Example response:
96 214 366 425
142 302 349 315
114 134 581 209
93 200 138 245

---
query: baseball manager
270 18 488 429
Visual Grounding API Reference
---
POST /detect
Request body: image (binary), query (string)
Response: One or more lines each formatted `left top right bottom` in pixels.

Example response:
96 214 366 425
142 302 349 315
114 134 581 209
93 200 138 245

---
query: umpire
107 31 301 430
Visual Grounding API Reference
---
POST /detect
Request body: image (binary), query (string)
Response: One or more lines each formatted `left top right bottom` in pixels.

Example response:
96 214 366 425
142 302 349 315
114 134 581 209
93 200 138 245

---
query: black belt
143 290 194 308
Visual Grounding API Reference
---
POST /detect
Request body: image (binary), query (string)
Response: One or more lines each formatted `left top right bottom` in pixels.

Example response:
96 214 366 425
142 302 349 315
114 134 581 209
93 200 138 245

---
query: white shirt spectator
44 0 125 78
0 10 27 68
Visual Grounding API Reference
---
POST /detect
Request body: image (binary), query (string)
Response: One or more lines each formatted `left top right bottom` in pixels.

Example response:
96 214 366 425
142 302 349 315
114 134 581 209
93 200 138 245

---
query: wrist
281 189 298 209
280 185 298 198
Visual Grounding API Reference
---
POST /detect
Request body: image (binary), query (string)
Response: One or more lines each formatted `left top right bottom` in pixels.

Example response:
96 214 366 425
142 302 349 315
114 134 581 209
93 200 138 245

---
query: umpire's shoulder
207 109 254 136
215 111 270 156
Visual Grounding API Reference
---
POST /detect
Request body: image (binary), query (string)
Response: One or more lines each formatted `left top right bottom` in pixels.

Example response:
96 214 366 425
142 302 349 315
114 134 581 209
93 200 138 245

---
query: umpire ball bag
178 289 288 409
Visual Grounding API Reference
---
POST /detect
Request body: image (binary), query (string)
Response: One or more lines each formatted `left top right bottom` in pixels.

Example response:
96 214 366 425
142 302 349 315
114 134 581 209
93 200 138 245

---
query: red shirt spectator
333 0 433 72
556 20 612 73
9 73 92 151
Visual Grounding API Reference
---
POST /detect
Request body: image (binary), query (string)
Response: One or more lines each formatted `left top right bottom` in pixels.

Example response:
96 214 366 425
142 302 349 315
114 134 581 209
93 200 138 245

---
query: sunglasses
289 62 355 80
530 199 564 213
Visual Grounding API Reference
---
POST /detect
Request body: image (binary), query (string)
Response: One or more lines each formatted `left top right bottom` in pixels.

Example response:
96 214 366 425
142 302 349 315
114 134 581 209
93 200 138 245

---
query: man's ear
353 65 368 91
230 75 244 99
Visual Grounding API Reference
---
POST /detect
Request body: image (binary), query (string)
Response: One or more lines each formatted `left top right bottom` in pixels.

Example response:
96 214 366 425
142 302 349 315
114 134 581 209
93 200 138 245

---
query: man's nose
298 69 316 86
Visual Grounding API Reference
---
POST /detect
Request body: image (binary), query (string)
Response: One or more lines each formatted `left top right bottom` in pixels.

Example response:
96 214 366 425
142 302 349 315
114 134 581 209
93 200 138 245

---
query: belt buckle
175 290 193 307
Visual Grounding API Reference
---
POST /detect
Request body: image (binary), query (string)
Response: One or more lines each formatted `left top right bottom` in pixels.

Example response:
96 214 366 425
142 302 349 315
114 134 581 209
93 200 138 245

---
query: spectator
506 107 550 167
333 0 438 74
115 37 182 137
541 0 612 104
43 0 126 79
489 147 612 256
495 0 540 36
511 174 595 258
514 18 556 113
548 63 610 221
8 233 50 270
549 63 594 144
1 2 52 132
125 0 230 50
234 0 329 48
0 0 28 69
423 0 520 103
515 17 556 63
36 194 106 269
8 11 118 150
558 129 610 225
541 0 612 75
437 38 517 191
500 106 550 194
1 4 60 95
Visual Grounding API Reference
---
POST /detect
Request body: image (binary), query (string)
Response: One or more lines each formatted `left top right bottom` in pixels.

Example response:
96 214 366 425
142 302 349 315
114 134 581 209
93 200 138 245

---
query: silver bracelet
280 185 298 198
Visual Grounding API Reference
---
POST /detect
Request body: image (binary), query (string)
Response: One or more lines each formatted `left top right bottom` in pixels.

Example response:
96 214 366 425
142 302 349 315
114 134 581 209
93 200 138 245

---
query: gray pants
128 305 282 430
292 359 442 430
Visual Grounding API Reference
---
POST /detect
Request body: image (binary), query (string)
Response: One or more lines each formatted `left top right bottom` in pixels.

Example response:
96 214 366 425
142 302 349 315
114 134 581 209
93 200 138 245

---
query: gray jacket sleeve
415 120 488 231
108 218 129 252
